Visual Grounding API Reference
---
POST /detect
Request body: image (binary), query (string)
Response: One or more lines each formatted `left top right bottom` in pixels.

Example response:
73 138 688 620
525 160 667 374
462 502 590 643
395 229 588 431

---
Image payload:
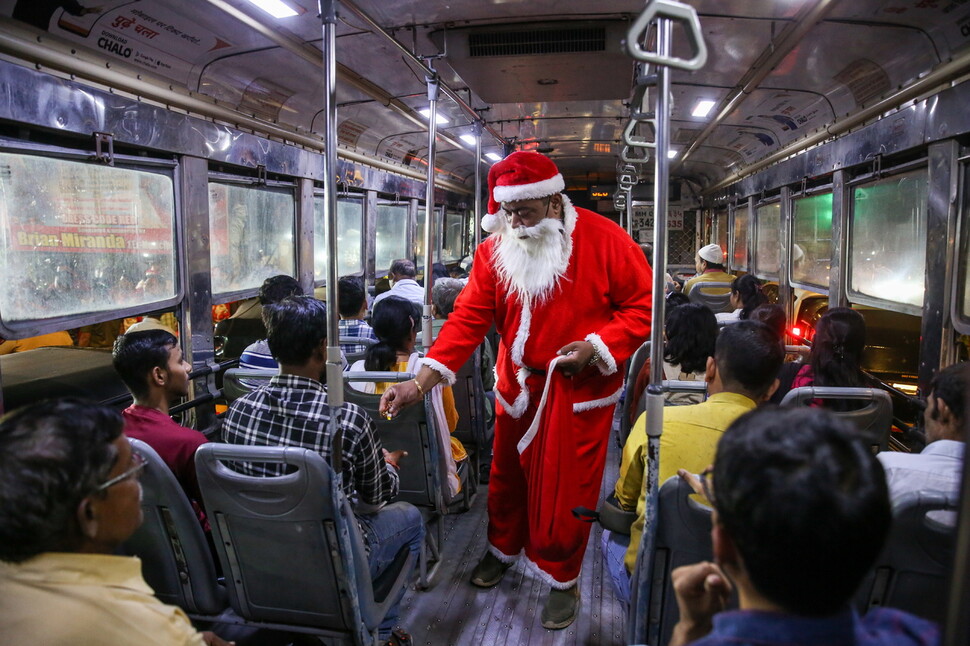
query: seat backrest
342 371 447 511
688 281 734 313
620 340 651 446
450 345 486 456
194 444 380 635
339 336 377 367
222 368 276 404
780 386 893 452
121 439 226 616
650 476 717 646
856 490 958 623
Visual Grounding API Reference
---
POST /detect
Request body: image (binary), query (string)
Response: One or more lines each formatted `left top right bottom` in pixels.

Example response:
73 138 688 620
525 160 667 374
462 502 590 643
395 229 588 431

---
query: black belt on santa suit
523 365 547 376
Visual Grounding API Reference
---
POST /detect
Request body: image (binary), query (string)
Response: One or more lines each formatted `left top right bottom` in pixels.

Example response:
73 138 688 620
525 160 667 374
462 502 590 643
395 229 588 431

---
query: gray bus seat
780 386 893 452
450 345 488 497
222 368 277 404
121 438 227 617
687 281 734 313
855 490 957 624
340 335 377 367
343 370 457 587
629 379 709 443
620 340 651 447
195 444 415 644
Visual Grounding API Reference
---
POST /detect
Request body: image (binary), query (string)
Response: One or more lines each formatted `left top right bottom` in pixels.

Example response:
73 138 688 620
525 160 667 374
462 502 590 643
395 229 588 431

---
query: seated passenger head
264 296 327 367
113 330 188 402
696 243 725 272
338 275 367 318
925 362 970 442
431 278 466 320
711 406 891 616
389 259 417 280
366 296 419 371
810 307 866 389
0 399 142 562
712 320 784 401
258 274 303 306
664 303 718 375
665 291 691 309
431 262 449 281
749 303 787 342
730 274 767 319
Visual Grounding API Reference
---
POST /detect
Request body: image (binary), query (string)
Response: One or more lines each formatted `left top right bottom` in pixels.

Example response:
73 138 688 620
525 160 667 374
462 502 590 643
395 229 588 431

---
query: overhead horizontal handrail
626 0 708 71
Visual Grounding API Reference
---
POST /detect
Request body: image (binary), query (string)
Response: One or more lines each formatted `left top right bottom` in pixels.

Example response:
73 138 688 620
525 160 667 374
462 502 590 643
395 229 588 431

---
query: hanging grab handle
626 0 708 71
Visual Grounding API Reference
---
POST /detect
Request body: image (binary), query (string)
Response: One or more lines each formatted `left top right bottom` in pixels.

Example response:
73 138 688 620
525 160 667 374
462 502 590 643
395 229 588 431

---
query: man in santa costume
380 151 652 628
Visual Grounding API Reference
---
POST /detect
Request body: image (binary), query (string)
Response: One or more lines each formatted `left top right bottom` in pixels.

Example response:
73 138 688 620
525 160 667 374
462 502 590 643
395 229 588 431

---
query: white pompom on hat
482 151 565 233
698 243 725 264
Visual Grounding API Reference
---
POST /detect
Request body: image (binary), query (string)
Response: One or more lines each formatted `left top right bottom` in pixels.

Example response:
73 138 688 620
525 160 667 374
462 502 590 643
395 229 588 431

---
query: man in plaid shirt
338 275 378 357
223 295 423 642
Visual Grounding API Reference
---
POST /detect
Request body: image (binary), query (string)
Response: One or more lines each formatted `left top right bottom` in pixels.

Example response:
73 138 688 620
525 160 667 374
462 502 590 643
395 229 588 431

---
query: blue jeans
357 502 425 638
601 529 631 606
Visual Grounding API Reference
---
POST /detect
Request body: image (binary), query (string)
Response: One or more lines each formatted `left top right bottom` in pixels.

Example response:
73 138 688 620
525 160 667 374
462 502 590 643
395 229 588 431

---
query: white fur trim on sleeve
585 332 617 376
419 357 457 386
492 174 565 203
573 385 624 413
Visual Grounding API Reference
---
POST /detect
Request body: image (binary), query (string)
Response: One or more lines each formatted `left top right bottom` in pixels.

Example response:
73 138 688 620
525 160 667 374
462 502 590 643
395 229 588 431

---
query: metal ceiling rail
703 47 970 195
339 0 508 149
676 0 838 169
0 18 471 195
201 0 474 155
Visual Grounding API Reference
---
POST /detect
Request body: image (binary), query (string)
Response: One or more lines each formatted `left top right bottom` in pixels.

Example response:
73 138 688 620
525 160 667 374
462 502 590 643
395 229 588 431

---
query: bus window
791 192 833 290
208 182 295 297
415 207 443 264
442 211 465 262
375 202 408 271
715 209 728 254
731 204 749 270
0 151 176 324
314 196 363 281
849 169 927 312
754 202 781 279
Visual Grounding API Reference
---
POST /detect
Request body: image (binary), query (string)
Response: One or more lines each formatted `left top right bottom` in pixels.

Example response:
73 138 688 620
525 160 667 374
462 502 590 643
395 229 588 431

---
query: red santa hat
481 151 565 233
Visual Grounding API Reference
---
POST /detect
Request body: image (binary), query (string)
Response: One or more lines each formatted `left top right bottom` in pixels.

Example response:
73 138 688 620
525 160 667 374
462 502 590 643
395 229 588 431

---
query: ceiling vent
468 27 606 58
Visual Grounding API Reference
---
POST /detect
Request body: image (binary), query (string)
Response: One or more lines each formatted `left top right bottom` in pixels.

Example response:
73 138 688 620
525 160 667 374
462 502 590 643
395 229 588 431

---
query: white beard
492 216 570 307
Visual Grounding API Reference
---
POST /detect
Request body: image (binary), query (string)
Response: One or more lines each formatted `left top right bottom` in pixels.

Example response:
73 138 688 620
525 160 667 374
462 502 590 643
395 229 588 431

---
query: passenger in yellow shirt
0 330 73 354
683 243 734 296
0 400 232 646
603 321 784 604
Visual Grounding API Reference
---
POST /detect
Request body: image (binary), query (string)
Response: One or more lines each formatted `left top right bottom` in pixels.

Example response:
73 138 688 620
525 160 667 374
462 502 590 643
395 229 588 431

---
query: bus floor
397 419 627 646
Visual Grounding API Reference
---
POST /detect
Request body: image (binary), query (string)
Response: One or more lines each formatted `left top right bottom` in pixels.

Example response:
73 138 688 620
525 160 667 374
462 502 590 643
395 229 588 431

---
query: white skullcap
698 243 724 264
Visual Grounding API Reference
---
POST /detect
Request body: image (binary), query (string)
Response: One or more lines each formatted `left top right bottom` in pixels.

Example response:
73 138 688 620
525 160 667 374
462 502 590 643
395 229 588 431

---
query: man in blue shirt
669 407 939 646
338 275 378 357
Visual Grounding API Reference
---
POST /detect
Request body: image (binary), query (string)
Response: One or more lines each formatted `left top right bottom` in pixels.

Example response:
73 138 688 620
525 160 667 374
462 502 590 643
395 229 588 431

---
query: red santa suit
422 155 652 587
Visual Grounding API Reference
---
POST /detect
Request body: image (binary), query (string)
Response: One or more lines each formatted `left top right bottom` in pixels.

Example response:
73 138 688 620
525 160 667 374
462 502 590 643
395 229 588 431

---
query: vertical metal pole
629 17 671 646
829 169 849 308
319 0 343 436
779 186 793 322
626 188 634 238
474 120 483 251
422 69 440 350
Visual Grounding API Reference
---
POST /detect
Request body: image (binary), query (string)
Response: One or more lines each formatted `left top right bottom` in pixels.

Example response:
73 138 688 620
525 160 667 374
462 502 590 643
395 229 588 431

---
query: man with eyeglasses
667 407 939 646
380 151 652 629
0 399 231 645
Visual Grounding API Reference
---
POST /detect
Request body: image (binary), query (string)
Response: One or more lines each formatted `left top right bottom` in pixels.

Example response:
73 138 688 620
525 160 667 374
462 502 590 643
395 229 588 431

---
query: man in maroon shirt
113 330 208 526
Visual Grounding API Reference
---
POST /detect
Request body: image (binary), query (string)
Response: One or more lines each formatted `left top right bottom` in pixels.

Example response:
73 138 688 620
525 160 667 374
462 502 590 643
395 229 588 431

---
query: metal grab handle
623 118 657 148
626 0 708 71
621 143 651 164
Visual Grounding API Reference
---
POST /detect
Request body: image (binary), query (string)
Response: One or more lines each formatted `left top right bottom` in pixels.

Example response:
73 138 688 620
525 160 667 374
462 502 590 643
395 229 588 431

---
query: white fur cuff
419 357 457 385
585 333 617 376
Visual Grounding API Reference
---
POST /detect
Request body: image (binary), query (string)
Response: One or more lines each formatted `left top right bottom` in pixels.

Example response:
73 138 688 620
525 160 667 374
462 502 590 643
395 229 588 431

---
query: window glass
313 196 363 281
0 152 176 323
415 207 443 266
715 209 728 254
208 182 294 296
375 202 408 271
442 211 464 262
754 202 781 278
850 169 927 310
731 205 749 270
791 192 833 289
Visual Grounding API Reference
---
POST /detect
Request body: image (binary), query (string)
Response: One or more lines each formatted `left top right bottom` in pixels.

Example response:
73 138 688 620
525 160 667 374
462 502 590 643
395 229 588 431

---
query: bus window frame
951 160 970 335
713 207 729 256
0 139 183 339
752 197 782 281
728 199 750 272
206 172 298 306
311 189 366 287
845 161 929 318
788 184 835 295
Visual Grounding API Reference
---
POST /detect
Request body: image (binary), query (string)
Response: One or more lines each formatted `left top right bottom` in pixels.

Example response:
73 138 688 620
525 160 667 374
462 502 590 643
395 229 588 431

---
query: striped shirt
339 319 378 355
239 339 277 371
222 374 398 525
